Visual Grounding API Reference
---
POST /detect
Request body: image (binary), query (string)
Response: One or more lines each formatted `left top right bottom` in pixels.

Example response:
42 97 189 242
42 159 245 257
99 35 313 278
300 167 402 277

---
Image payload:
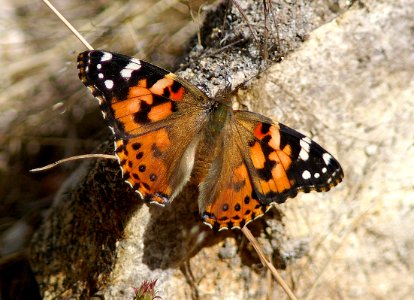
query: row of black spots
134 156 156 182
129 141 144 161
130 146 158 183
220 201 243 213
211 217 247 231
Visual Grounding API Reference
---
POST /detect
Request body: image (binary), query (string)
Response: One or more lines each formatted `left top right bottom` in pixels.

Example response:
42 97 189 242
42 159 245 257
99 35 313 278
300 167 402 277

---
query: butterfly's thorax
204 101 232 141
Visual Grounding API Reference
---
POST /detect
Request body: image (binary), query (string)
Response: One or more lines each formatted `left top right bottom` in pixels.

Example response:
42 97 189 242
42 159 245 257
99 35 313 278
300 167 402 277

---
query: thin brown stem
241 226 298 300
30 154 116 172
41 0 94 50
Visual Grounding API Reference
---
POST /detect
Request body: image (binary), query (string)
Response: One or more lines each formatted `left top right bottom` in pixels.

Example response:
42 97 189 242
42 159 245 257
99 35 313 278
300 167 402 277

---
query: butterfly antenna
41 0 94 50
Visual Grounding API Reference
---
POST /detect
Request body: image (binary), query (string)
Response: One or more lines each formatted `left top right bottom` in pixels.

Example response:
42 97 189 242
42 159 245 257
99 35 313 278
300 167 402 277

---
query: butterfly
77 50 343 231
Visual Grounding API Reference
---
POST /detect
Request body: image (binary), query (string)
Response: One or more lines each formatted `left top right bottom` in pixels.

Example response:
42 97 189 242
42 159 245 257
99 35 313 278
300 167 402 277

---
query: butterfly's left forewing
235 111 343 203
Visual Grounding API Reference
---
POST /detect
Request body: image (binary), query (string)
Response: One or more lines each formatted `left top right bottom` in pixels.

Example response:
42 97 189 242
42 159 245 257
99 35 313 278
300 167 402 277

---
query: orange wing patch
111 73 185 134
149 75 185 101
77 51 186 137
202 162 270 231
250 123 294 196
114 128 172 205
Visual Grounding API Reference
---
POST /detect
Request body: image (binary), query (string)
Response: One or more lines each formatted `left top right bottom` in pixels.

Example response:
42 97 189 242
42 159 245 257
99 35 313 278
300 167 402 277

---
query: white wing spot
322 153 333 165
97 64 102 69
322 167 327 173
302 170 311 180
100 52 113 62
104 80 114 89
314 173 320 178
85 66 89 73
120 62 141 78
120 69 132 78
108 126 115 135
98 73 104 79
299 137 311 161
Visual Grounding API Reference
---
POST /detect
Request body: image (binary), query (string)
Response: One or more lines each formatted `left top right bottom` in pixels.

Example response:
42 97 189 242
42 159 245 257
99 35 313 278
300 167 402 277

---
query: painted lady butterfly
77 50 343 231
